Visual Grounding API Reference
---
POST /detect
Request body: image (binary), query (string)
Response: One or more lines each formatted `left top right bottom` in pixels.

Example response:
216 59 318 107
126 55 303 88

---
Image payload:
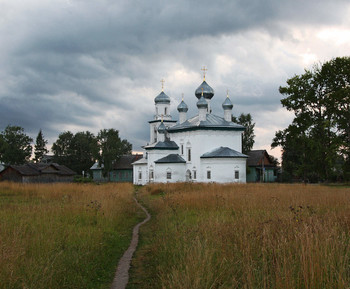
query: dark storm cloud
0 0 349 151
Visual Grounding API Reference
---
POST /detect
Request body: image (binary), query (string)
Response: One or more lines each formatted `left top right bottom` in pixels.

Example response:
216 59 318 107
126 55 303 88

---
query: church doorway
186 169 192 182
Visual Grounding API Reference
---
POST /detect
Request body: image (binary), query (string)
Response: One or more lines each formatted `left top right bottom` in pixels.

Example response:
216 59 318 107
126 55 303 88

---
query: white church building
132 73 248 185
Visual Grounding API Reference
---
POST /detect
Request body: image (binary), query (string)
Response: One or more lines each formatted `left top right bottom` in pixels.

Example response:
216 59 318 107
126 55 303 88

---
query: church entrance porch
185 169 192 182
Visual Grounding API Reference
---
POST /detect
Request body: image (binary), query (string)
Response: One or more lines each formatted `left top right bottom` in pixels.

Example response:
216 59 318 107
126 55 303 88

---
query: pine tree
34 129 48 163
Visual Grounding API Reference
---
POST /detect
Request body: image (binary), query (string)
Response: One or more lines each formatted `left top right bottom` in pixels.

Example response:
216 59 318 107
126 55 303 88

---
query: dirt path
110 196 151 289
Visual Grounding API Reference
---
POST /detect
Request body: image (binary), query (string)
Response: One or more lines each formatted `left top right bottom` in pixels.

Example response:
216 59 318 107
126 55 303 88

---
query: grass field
0 182 142 289
128 183 350 289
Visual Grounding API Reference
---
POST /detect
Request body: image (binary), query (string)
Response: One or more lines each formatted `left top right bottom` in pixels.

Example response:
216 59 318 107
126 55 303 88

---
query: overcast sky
1 0 350 159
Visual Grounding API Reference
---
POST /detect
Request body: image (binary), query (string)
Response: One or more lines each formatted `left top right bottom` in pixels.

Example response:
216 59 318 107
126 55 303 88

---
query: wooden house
90 154 143 182
0 163 76 183
246 150 277 182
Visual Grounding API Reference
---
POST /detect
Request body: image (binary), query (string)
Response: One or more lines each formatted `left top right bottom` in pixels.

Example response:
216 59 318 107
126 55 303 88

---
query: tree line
272 56 350 182
0 127 131 177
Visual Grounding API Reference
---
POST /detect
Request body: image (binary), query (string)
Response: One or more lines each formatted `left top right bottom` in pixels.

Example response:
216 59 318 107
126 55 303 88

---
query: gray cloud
1 0 349 156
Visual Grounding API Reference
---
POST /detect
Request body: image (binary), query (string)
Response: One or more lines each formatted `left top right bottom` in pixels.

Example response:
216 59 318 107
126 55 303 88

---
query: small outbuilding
0 163 76 183
90 154 143 182
246 150 277 182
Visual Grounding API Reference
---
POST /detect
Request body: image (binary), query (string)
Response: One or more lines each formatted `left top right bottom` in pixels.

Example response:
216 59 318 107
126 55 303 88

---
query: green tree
272 125 315 182
97 129 132 179
52 131 98 175
0 125 33 165
52 131 74 167
71 131 99 175
34 129 49 163
232 113 255 154
272 56 350 182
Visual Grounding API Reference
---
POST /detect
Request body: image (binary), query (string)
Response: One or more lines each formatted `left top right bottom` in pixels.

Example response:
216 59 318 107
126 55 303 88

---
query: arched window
149 165 154 180
138 168 142 180
206 166 211 180
166 168 172 180
154 127 157 143
186 141 192 162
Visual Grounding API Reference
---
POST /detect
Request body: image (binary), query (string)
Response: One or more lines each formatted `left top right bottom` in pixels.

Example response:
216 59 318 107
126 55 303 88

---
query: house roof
154 154 186 164
131 157 148 165
90 154 143 170
113 154 143 170
201 147 248 159
4 163 76 176
168 113 245 133
143 140 179 150
246 150 276 167
90 162 103 170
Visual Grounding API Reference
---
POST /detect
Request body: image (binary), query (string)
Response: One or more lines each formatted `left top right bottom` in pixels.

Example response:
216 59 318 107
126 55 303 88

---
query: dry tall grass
0 181 140 289
129 183 350 289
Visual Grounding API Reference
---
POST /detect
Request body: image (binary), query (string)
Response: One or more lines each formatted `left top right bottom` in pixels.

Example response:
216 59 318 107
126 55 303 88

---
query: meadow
129 183 350 289
0 182 142 289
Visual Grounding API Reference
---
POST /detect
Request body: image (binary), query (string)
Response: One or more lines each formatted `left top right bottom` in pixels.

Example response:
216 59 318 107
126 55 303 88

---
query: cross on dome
160 79 165 91
201 66 208 81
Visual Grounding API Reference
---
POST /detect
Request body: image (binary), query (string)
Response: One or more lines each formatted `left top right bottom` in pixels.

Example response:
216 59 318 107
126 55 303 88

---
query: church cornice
168 126 245 133
148 119 177 124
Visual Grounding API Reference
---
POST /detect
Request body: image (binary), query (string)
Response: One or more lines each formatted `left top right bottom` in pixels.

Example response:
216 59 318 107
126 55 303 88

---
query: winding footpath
110 196 151 289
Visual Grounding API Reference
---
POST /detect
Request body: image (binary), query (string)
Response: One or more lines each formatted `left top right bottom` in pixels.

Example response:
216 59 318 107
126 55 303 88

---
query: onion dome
154 91 171 104
222 96 233 110
197 95 208 109
177 99 188 112
158 121 166 134
195 81 214 99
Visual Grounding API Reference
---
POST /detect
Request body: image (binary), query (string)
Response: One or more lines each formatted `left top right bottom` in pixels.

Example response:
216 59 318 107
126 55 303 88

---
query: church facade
132 74 247 185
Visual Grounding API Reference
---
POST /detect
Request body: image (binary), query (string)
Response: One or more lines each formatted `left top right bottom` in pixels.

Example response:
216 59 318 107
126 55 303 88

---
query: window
154 127 157 143
235 170 239 180
165 107 167 115
166 172 172 179
207 170 211 179
181 144 184 155
188 148 191 162
138 171 142 180
150 170 154 179
193 170 197 179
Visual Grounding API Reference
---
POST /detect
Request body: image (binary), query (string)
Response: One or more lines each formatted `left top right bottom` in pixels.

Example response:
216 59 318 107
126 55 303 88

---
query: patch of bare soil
110 197 151 289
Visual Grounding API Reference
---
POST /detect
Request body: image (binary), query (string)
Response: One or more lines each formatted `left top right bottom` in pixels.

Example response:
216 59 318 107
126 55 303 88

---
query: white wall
154 163 186 183
200 158 247 183
149 120 178 144
169 129 243 180
155 103 171 120
133 163 147 185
